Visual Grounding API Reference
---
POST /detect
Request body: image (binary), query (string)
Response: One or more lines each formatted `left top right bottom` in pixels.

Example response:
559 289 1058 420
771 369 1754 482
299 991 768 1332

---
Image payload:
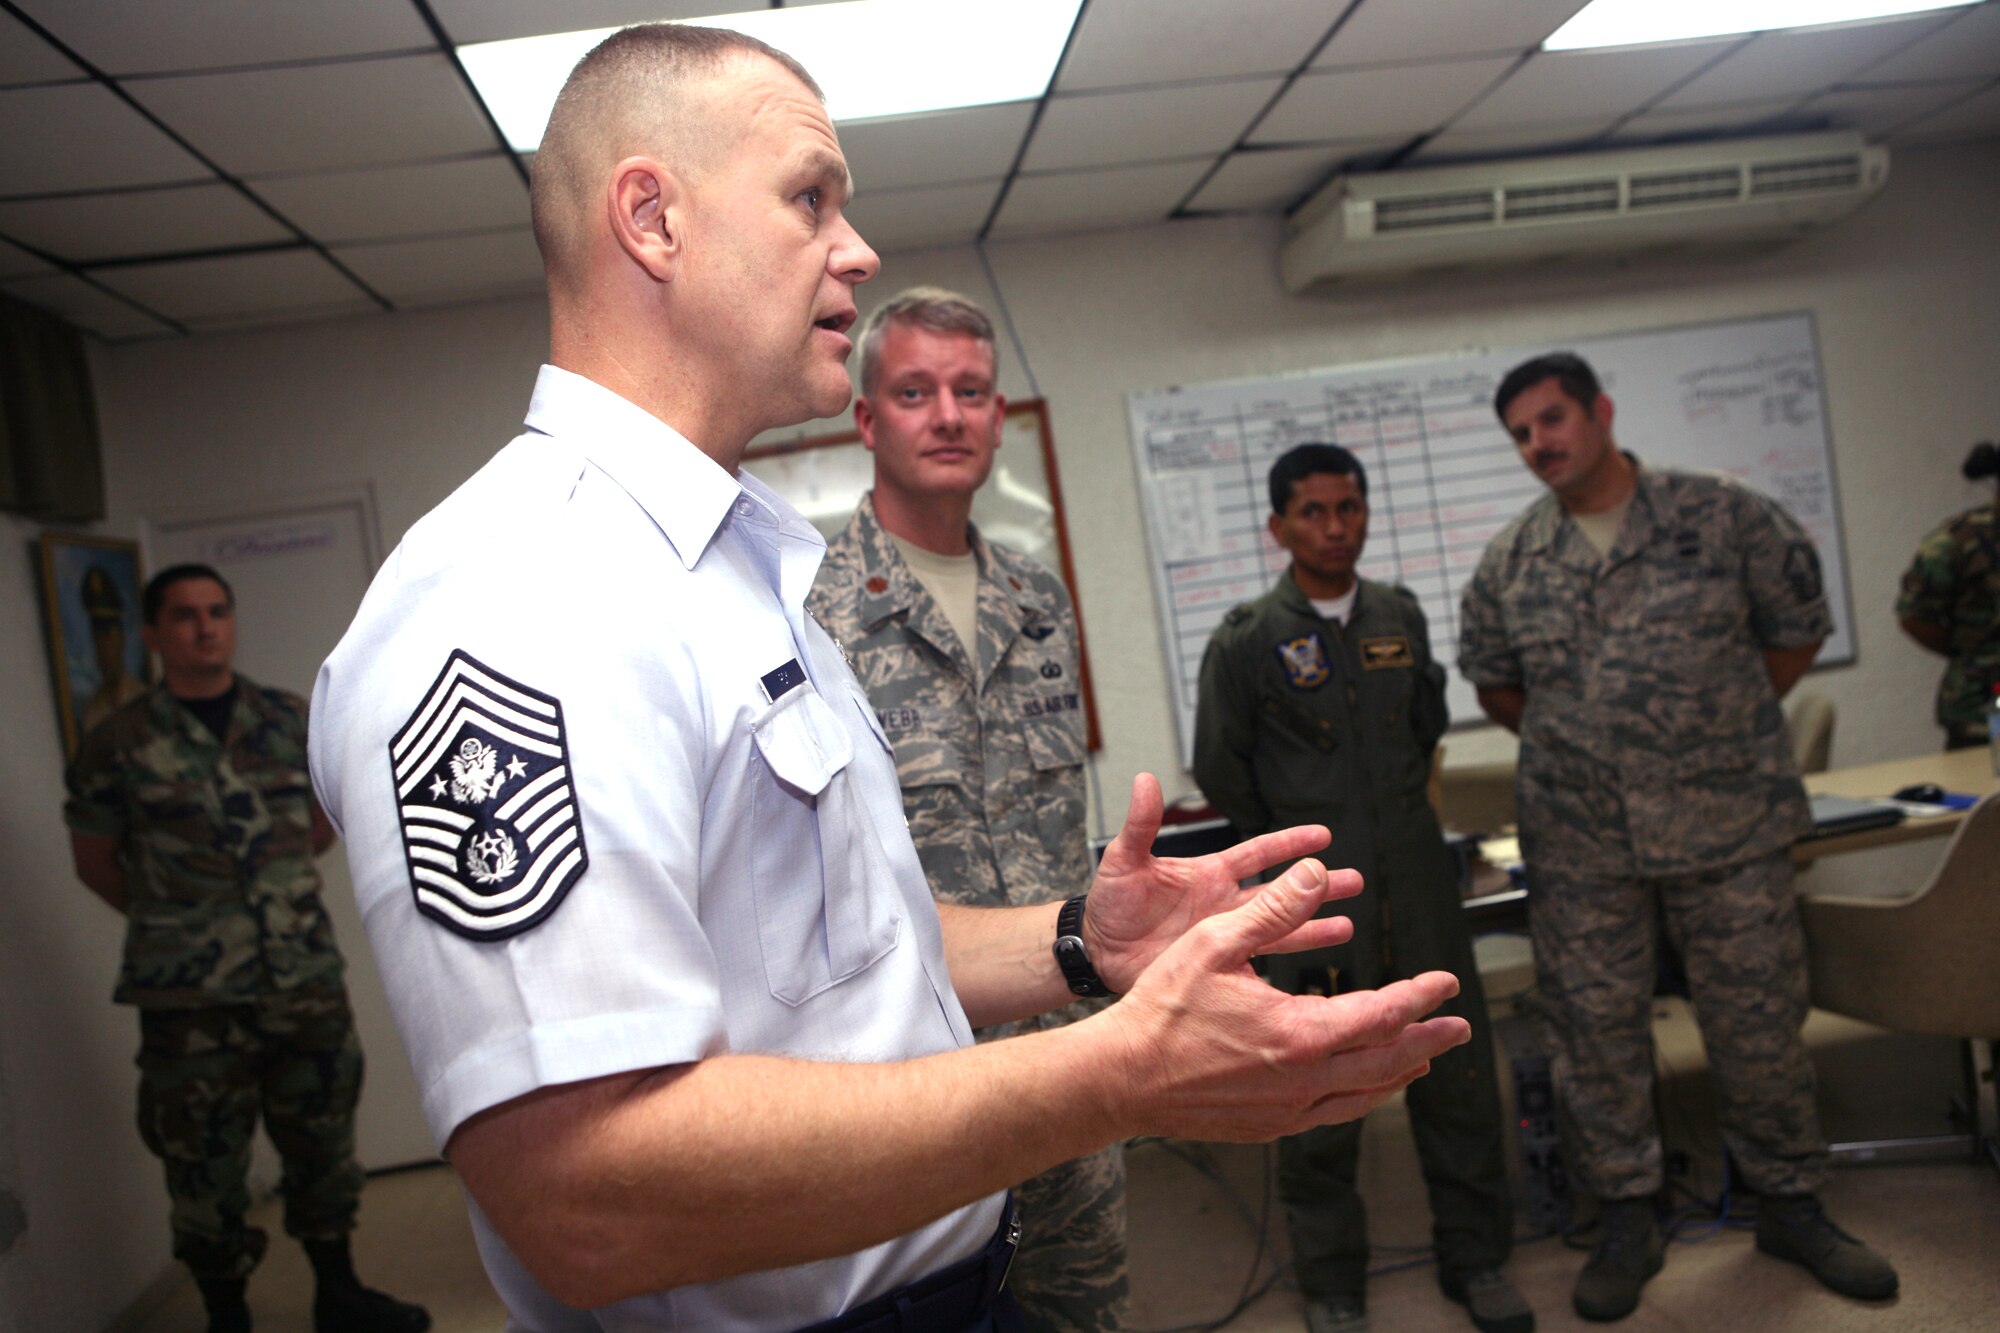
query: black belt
794 1198 1021 1333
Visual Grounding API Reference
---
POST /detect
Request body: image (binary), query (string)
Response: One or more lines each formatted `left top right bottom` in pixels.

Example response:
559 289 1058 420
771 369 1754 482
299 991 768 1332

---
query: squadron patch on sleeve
388 651 589 941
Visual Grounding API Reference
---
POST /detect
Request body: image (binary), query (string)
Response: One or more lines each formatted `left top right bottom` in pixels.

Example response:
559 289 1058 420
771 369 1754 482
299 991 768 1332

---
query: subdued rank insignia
1275 633 1330 689
1359 636 1415 670
388 651 588 941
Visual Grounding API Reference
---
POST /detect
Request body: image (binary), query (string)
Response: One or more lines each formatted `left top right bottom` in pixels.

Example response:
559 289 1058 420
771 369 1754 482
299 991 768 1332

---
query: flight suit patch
1275 634 1330 689
1359 636 1415 670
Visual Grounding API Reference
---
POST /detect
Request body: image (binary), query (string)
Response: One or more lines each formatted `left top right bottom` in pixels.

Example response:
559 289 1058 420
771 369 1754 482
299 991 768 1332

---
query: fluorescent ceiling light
1543 0 1976 51
460 0 1083 153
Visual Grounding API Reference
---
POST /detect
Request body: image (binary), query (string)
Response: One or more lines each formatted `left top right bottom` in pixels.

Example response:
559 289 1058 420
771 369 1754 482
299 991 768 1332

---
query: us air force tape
389 650 589 941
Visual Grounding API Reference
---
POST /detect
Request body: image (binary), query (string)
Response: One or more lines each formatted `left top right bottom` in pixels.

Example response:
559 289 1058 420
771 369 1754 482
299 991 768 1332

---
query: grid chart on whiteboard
1127 312 1855 772
1136 368 1539 761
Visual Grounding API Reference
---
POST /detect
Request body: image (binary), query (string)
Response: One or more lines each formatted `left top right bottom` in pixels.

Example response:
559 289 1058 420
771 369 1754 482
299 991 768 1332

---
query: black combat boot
1571 1197 1665 1322
1756 1193 1899 1300
195 1276 252 1333
303 1237 431 1333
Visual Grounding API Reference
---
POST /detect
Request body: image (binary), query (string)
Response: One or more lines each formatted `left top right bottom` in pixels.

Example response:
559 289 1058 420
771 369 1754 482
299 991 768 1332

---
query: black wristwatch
1053 895 1114 997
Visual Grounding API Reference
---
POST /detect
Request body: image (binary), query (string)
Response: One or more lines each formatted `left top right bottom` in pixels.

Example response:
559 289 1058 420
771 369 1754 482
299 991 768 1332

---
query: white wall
0 515 171 1332
5 135 1992 1327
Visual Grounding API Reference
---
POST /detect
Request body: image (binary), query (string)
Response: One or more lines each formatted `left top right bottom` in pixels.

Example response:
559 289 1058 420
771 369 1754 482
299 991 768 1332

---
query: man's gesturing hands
1079 776 1470 1141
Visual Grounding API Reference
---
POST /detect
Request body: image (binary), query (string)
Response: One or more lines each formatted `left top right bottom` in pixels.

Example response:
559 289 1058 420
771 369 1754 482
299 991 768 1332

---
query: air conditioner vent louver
1629 168 1743 209
1503 178 1620 220
1281 133 1888 290
1750 154 1864 196
1374 191 1496 232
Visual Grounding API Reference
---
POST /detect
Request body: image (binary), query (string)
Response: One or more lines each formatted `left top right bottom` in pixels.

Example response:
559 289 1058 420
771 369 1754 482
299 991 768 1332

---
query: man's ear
1590 393 1616 430
990 393 1007 448
139 622 159 656
855 394 878 451
608 157 684 282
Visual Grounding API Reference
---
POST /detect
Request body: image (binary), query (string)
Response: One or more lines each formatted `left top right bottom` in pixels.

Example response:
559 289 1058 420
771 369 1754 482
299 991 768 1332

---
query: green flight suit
1193 572 1511 1299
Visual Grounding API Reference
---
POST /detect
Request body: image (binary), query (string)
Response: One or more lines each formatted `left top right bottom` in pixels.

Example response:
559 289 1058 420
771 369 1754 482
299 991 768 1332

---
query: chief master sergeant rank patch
389 650 589 941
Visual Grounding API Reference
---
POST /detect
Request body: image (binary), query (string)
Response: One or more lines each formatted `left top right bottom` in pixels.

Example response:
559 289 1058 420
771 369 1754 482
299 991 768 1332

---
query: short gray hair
855 287 998 396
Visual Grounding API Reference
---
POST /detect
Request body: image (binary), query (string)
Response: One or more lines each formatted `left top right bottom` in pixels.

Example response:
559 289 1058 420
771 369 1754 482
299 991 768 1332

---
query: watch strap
1053 895 1113 997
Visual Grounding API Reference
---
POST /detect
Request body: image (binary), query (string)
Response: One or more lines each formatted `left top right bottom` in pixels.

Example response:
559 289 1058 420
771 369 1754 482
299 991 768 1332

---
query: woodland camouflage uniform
1896 501 2000 745
64 680 363 1279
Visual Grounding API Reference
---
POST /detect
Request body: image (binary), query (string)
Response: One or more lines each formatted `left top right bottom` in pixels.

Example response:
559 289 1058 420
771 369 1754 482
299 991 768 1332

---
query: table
1796 746 1998 862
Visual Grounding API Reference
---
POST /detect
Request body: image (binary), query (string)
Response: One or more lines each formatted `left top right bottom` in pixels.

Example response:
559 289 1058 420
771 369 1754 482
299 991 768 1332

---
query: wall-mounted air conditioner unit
1279 131 1889 292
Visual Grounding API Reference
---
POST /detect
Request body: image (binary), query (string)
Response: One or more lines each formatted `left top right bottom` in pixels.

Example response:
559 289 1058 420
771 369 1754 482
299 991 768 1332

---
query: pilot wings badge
389 650 588 941
1275 633 1331 690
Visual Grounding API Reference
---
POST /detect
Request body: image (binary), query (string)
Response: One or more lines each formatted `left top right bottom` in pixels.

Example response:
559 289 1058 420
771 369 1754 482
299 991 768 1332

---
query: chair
1785 691 1836 774
1437 757 1517 835
1798 792 2000 1171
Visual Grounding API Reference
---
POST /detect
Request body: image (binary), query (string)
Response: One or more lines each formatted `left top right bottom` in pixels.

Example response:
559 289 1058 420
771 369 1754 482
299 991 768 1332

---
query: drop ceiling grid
1053 0 1343 91
1313 0 1588 67
15 0 435 75
1253 56 1521 145
1655 13 1965 109
1023 78 1286 172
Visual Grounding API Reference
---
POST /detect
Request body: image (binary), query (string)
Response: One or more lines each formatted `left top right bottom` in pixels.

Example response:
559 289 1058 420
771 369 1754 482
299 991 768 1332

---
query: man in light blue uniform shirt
310 24 1470 1331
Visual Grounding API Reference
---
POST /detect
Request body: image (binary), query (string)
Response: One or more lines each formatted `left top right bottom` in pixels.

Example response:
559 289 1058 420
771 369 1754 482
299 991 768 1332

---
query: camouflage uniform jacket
808 494 1092 1036
1895 502 2000 740
64 677 343 1008
1458 458 1832 878
1192 574 1457 977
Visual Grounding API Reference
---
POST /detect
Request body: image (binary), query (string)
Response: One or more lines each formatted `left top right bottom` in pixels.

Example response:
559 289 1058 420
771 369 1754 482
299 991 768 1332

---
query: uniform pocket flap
890 733 964 791
750 686 853 798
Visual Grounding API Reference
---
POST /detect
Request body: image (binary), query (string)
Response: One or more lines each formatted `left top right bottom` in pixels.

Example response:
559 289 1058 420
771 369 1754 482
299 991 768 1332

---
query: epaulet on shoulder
1221 602 1255 628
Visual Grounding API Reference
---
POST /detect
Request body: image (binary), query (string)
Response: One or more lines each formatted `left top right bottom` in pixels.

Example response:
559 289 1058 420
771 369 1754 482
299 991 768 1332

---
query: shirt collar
521 365 750 572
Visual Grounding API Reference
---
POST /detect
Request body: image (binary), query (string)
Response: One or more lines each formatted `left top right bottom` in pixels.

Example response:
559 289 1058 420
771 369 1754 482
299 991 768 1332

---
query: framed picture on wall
743 398 1102 751
36 532 150 757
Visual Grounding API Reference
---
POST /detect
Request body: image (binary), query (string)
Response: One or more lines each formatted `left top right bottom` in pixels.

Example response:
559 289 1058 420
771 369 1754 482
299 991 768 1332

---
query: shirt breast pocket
748 685 900 1007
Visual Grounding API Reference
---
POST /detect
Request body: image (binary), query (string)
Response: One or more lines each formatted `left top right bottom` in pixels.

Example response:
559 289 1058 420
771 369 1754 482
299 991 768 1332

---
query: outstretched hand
1096 854 1471 1142
1083 773 1359 994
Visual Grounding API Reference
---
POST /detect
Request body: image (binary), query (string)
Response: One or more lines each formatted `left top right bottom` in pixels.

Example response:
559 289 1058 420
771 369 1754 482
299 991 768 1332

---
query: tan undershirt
1571 494 1633 560
889 532 982 668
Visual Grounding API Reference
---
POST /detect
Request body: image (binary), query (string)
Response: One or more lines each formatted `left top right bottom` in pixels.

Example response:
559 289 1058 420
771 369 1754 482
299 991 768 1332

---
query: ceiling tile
128 54 498 176
989 158 1211 238
1799 79 1992 135
429 1 763 47
0 83 207 195
1317 0 1586 66
1185 143 1399 212
1255 56 1516 145
1656 14 1961 110
250 155 527 244
2 271 178 339
18 0 433 75
1411 119 1620 164
0 9 80 85
1892 78 2000 140
1025 78 1281 172
181 297 381 334
0 182 290 262
0 235 54 278
1056 0 1336 91
1854 2 2000 83
92 248 368 321
1612 99 1815 144
331 228 544 304
839 103 1035 193
1450 41 1736 132
846 181 1002 254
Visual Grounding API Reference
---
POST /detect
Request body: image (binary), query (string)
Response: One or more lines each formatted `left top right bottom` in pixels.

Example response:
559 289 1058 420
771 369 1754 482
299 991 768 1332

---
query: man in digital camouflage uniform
1895 440 2000 750
1458 353 1897 1323
64 563 426 1333
1192 444 1528 1333
807 288 1125 1333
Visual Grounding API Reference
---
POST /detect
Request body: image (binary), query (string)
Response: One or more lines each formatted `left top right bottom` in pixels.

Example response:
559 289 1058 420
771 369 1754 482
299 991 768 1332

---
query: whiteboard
1125 312 1854 767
